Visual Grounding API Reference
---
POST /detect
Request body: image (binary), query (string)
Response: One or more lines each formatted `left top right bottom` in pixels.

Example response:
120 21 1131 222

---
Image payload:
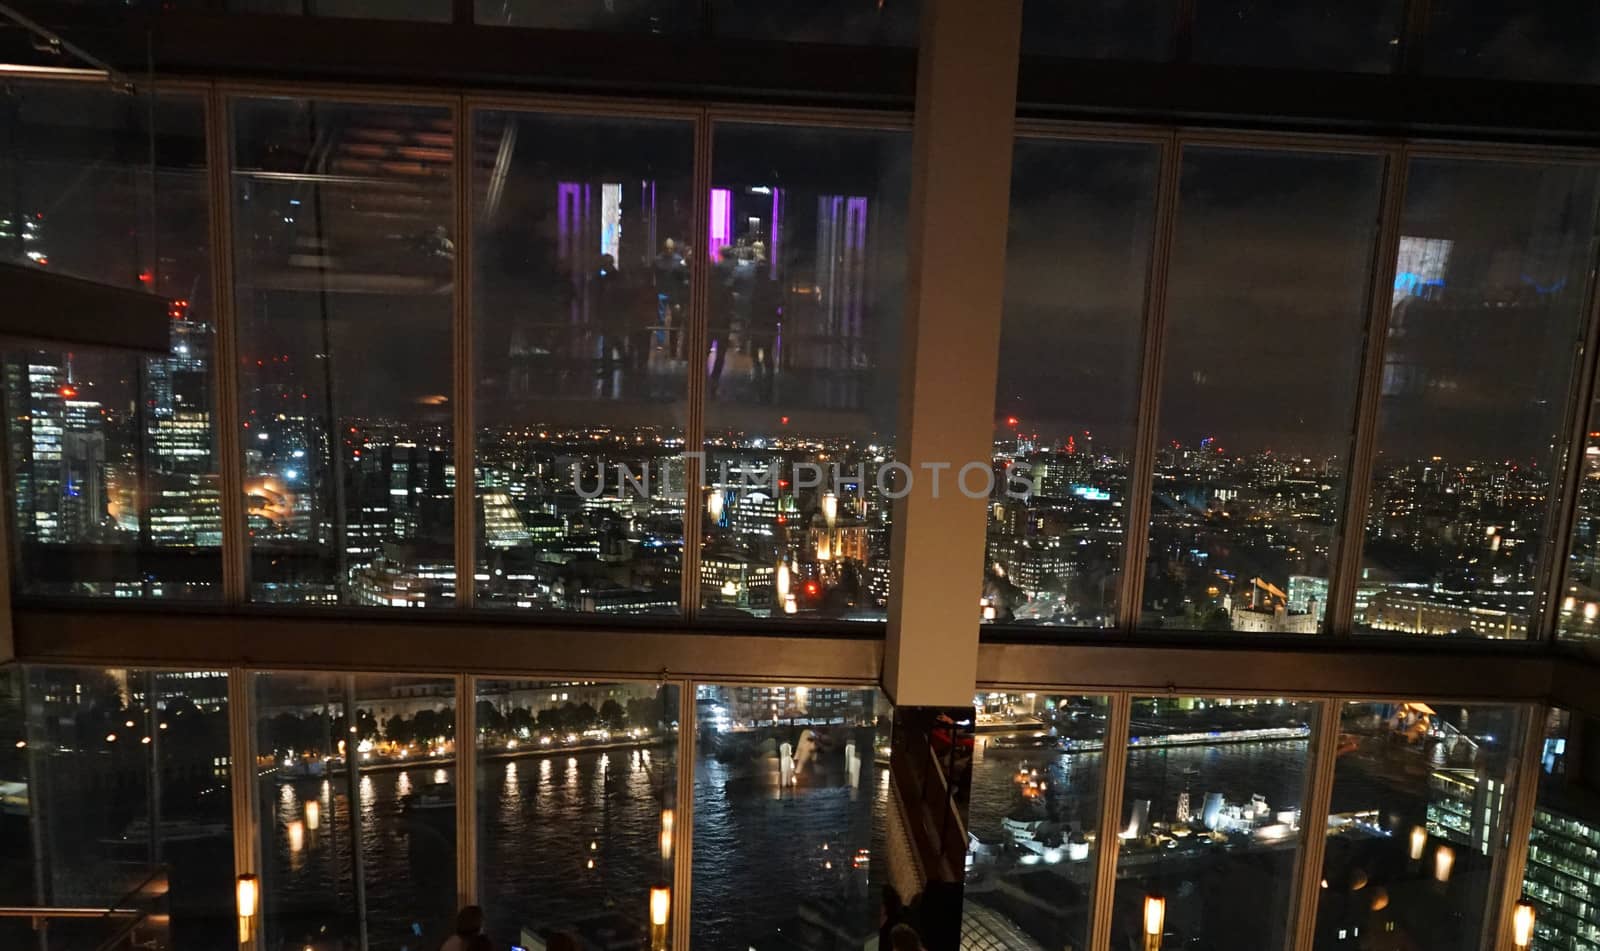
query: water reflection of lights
360 775 375 803
540 758 552 780
288 820 305 853
280 783 296 809
397 772 412 797
567 757 579 786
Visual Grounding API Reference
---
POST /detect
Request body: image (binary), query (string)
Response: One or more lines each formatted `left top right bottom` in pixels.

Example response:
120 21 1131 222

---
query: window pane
232 98 456 606
1425 0 1600 84
1317 700 1527 949
474 680 680 946
1112 696 1317 949
701 123 910 621
1562 417 1600 641
1021 0 1174 60
0 668 234 951
227 0 451 19
1192 0 1401 72
691 684 890 948
472 110 693 614
476 0 696 31
255 672 458 951
1143 148 1382 632
967 693 1110 950
1520 708 1600 950
2 85 221 598
708 0 919 46
986 138 1158 630
1360 160 1600 638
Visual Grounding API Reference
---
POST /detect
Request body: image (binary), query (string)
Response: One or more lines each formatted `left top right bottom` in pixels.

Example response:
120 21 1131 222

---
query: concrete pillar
885 0 1023 708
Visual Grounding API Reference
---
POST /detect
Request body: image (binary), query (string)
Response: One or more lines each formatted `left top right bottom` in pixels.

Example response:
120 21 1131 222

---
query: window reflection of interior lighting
1513 898 1536 948
1409 824 1426 861
304 798 320 831
1434 844 1454 883
236 872 259 941
649 885 671 951
1143 893 1165 951
0 64 110 82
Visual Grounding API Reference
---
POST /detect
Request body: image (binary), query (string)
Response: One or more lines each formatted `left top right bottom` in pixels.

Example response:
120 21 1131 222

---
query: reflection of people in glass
654 238 689 358
708 245 748 397
591 254 625 396
748 242 783 403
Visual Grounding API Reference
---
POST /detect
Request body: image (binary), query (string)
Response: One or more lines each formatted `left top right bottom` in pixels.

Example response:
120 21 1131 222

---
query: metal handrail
0 867 168 951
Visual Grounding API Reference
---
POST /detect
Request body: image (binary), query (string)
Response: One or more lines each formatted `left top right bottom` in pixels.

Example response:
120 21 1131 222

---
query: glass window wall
472 110 694 615
0 667 234 951
1358 159 1600 638
231 97 457 606
1316 700 1527 949
690 684 890 948
1142 147 1383 633
1424 0 1600 84
967 693 1111 951
699 123 911 622
1191 0 1402 72
985 138 1159 629
1520 708 1600 951
1020 0 1175 61
2 85 220 598
474 679 680 947
1111 696 1318 949
254 672 458 951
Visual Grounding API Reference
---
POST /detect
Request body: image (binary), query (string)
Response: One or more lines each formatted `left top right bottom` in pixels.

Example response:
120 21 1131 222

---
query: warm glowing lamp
822 492 838 527
304 799 320 831
1434 844 1455 883
776 563 791 600
1143 893 1165 951
649 886 671 951
706 490 724 522
287 820 305 853
1512 898 1536 948
236 874 258 918
1408 824 1426 861
236 873 259 942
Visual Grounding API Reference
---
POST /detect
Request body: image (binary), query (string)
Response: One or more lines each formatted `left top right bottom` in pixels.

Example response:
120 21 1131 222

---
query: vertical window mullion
1089 691 1132 951
1324 147 1409 637
1116 135 1181 633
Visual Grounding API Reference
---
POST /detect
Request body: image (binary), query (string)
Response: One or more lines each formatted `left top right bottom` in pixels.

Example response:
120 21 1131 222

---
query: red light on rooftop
780 416 790 425
58 385 77 399
804 581 820 596
1006 416 1019 428
138 270 153 284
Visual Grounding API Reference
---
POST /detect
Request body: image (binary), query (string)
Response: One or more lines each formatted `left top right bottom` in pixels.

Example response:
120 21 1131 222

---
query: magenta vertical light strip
709 187 732 261
769 187 783 279
557 182 579 262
